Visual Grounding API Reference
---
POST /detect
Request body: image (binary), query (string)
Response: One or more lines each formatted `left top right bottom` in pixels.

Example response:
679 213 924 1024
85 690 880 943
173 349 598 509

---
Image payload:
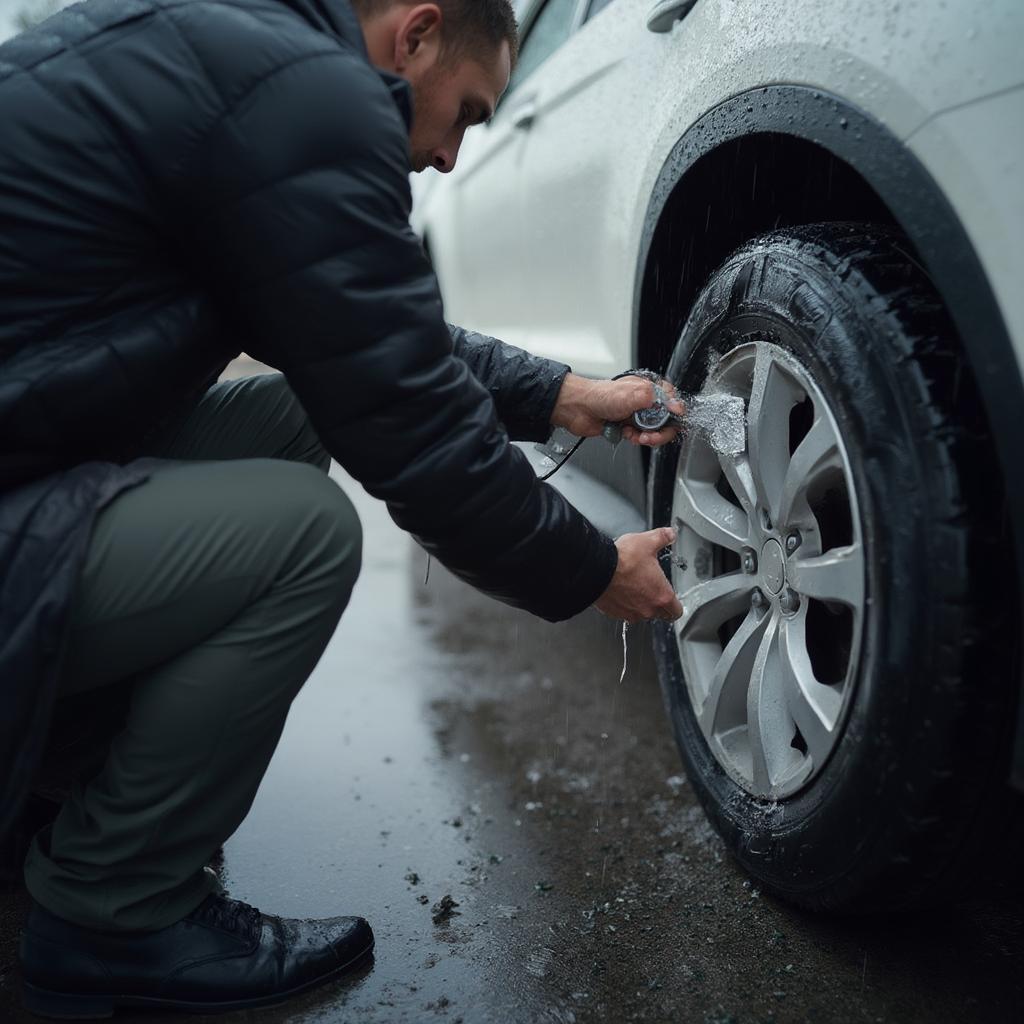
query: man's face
407 42 511 174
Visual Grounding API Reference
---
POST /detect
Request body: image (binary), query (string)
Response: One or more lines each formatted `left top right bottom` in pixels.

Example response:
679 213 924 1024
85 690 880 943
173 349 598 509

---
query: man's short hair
351 0 519 68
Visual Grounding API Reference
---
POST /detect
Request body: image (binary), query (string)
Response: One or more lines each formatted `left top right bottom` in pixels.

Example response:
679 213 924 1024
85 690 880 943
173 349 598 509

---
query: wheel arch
632 85 1024 790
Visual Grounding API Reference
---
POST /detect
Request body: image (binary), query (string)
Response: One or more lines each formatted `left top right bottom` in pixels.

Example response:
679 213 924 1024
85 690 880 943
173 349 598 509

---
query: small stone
431 894 460 925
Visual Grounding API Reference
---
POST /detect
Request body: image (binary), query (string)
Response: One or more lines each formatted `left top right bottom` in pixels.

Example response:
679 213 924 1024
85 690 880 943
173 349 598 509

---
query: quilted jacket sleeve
172 48 616 622
447 324 570 443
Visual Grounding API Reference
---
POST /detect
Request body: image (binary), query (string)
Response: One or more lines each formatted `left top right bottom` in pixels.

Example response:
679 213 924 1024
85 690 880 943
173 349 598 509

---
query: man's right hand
594 527 683 624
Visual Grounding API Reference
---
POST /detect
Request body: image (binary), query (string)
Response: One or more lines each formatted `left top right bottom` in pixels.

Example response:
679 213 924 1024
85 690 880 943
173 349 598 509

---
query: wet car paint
1 468 1022 1023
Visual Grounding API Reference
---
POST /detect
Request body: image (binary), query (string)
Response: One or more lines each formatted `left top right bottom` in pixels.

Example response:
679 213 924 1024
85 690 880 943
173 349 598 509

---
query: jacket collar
377 69 413 130
275 0 413 130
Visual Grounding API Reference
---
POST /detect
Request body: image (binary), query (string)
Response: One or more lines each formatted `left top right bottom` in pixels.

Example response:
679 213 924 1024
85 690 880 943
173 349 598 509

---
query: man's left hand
551 372 684 447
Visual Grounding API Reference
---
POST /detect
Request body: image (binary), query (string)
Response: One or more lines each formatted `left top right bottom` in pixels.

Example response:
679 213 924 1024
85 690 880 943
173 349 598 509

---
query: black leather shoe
19 893 374 1019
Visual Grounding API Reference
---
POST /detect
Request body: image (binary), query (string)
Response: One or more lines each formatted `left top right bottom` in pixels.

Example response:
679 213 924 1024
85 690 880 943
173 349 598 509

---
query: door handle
647 0 698 33
511 99 538 131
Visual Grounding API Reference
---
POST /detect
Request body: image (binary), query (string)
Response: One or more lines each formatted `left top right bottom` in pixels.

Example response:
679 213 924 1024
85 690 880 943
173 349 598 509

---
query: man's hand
595 527 683 624
551 373 684 447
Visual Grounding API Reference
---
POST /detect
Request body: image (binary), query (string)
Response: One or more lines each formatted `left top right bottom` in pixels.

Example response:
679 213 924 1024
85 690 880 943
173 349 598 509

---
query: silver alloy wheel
671 340 865 799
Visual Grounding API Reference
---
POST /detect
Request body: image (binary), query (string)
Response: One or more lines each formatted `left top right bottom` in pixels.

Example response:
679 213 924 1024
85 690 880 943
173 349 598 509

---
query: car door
427 0 585 350
511 0 666 376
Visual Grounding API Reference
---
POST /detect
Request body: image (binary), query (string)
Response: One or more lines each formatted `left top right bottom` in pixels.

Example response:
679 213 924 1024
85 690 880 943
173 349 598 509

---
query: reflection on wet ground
2 470 1023 1023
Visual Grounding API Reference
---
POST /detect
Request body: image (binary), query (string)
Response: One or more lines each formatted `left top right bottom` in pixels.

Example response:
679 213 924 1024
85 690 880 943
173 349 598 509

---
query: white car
412 0 1024 913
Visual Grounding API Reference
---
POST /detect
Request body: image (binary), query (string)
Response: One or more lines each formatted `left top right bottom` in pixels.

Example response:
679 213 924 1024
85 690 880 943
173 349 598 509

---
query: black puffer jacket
0 0 617 838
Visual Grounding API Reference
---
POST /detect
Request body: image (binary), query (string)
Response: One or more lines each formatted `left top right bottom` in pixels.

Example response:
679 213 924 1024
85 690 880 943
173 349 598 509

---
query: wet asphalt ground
2 462 1024 1024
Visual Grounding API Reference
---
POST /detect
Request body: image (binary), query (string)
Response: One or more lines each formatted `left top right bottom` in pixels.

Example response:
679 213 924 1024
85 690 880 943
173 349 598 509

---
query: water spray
601 369 747 457
539 369 747 483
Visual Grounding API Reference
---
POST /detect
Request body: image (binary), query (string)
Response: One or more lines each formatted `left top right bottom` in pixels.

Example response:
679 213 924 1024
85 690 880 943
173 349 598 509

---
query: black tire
649 222 1020 913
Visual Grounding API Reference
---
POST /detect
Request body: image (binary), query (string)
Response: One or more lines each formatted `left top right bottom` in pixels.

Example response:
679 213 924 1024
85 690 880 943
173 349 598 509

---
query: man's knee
317 474 362 595
280 463 362 602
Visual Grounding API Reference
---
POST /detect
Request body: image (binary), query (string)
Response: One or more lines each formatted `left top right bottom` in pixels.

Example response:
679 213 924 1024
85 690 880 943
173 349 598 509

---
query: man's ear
393 4 444 73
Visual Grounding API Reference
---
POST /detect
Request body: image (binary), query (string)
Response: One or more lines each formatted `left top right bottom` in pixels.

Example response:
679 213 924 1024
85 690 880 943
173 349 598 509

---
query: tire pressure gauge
632 383 672 431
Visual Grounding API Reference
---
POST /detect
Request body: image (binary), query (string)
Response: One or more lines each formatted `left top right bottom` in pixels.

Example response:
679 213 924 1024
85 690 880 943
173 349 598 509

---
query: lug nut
742 549 757 574
779 588 800 614
785 531 801 555
751 588 766 612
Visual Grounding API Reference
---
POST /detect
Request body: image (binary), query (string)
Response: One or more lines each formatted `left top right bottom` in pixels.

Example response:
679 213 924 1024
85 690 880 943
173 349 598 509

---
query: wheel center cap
761 538 786 595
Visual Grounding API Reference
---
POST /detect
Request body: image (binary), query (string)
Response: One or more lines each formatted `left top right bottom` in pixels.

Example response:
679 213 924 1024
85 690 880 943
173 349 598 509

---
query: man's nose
431 148 454 174
432 133 465 174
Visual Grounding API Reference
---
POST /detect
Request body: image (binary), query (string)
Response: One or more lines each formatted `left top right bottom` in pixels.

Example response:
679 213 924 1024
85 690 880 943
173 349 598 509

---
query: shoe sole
21 940 374 1019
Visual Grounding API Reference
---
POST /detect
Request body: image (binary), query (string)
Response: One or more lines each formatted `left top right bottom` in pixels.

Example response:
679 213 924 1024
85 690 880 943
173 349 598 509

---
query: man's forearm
550 372 600 432
447 326 679 446
447 324 570 441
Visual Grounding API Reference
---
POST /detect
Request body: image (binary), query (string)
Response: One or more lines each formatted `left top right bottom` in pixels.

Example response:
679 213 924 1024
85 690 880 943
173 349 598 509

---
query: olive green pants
23 374 362 932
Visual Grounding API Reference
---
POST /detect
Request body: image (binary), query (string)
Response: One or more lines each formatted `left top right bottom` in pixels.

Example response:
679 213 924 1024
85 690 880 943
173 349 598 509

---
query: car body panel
906 85 1024 371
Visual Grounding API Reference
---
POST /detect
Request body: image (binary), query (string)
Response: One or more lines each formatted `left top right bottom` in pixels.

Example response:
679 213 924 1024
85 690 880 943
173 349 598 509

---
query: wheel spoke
746 616 792 793
676 572 752 641
777 415 844 525
779 617 842 770
718 452 758 516
747 344 800 521
788 544 864 608
673 476 749 552
699 610 770 735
